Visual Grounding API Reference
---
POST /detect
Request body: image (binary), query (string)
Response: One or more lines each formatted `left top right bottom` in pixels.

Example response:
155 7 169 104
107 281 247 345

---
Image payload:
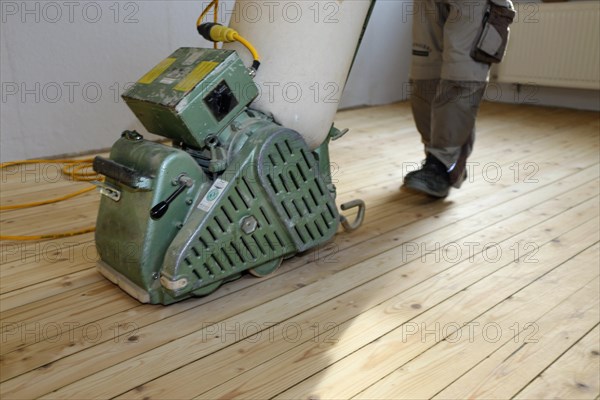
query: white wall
340 0 412 109
0 0 412 162
1 1 231 161
0 1 223 161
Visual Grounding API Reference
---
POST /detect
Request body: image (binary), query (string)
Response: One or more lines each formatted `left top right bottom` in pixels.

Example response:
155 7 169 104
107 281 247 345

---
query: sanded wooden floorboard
332 114 598 199
0 278 134 322
0 268 103 312
4 167 597 390
336 132 598 215
34 189 599 397
354 245 600 399
0 181 96 208
334 103 596 171
332 101 545 148
431 295 600 398
0 198 98 239
335 109 599 215
0 285 139 357
0 190 99 220
360 277 600 399
118 183 600 399
357 141 599 224
513 324 600 400
332 102 595 177
2 155 596 390
0 236 97 294
1 158 597 390
0 103 597 399
343 126 600 228
272 219 599 400
0 235 96 273
189 201 596 399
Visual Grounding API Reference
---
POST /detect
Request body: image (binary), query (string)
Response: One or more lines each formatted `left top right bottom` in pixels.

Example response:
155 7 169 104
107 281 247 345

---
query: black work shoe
403 154 451 198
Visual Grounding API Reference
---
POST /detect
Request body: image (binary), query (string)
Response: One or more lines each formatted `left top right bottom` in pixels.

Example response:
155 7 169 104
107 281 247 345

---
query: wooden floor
1 101 599 399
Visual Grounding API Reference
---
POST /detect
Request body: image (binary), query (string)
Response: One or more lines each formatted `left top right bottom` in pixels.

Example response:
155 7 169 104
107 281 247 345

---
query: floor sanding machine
93 1 372 304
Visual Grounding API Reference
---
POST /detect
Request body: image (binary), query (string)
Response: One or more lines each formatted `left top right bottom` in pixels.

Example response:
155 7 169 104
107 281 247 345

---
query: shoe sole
402 179 449 198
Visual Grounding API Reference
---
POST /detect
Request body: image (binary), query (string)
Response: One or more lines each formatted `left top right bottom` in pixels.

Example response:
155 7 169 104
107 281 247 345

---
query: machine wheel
191 280 222 297
248 257 283 277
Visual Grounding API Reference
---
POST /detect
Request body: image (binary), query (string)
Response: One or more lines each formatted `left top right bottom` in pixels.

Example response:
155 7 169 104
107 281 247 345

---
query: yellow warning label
174 61 219 92
138 58 176 84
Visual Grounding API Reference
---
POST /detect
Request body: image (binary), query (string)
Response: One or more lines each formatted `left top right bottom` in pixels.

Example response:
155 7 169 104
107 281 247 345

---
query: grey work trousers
410 0 491 187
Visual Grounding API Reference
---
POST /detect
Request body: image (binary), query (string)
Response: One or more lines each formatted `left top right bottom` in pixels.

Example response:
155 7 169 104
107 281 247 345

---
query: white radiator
495 2 600 90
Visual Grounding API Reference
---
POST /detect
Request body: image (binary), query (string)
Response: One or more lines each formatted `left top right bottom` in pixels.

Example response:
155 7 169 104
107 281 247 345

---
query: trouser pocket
471 2 516 64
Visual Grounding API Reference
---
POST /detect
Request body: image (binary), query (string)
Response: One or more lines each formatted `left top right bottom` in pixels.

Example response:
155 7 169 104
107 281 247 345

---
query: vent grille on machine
177 129 338 290
186 172 290 284
260 135 338 251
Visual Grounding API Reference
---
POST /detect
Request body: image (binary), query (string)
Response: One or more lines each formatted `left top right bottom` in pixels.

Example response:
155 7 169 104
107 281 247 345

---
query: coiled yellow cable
0 158 101 241
0 185 96 211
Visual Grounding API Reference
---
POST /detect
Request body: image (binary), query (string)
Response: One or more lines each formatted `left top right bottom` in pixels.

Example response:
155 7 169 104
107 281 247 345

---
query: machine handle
93 156 152 190
150 176 193 220
339 199 366 232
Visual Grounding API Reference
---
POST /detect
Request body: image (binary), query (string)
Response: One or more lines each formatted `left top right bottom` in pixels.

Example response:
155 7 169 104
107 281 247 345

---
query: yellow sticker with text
138 58 176 84
174 61 219 92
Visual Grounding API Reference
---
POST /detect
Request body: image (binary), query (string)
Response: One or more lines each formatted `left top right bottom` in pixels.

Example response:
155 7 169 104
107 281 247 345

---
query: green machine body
93 47 364 304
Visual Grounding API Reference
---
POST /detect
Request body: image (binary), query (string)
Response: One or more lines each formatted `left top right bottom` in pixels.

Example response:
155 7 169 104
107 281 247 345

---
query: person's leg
409 0 446 145
410 79 439 149
432 0 490 186
427 79 487 187
405 0 491 196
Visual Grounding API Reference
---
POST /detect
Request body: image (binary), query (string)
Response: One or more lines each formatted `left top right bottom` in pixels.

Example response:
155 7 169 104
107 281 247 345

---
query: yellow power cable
234 34 261 62
197 0 220 49
213 0 219 50
0 158 101 241
196 0 260 62
0 227 96 241
196 0 216 27
0 185 96 211
202 24 261 63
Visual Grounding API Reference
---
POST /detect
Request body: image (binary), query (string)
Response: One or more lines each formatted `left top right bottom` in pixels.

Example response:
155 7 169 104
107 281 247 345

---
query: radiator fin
496 2 600 90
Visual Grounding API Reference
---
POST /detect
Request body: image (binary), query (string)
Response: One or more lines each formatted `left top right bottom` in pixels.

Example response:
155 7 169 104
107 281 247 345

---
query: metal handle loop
339 199 366 232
